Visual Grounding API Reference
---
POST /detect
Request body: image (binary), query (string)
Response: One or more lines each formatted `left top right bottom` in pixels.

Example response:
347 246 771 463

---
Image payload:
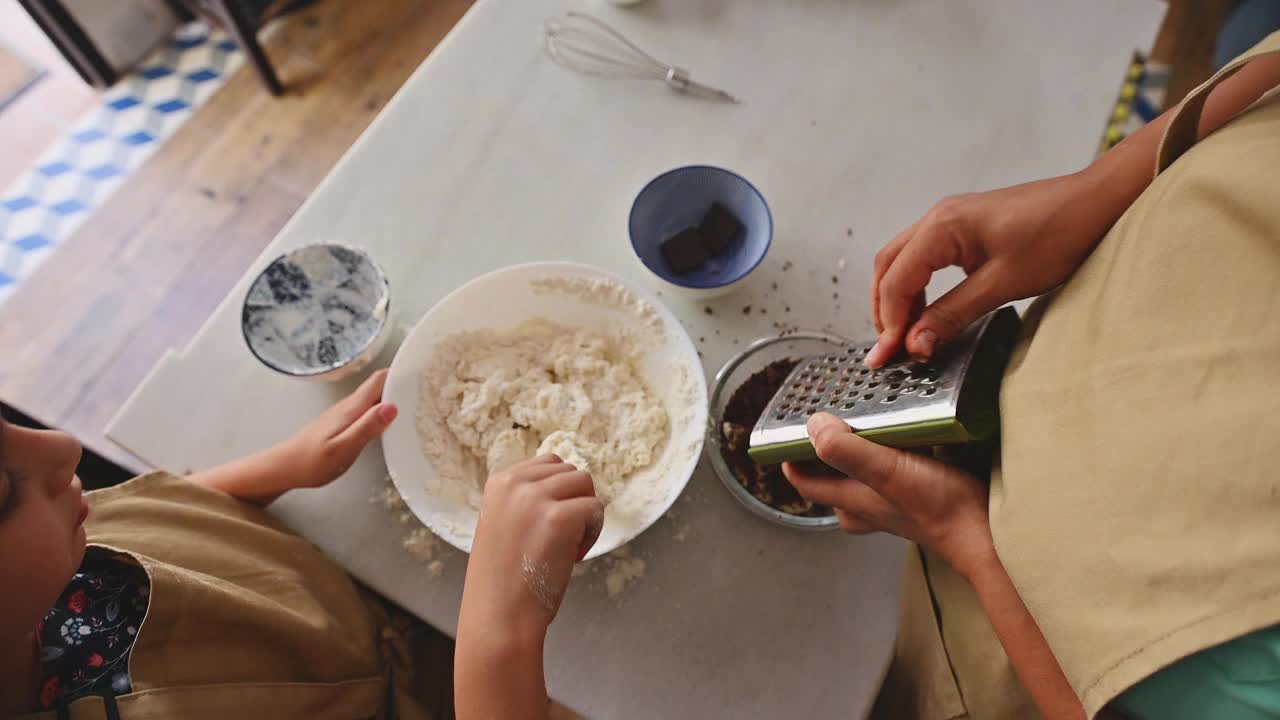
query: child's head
0 420 87 639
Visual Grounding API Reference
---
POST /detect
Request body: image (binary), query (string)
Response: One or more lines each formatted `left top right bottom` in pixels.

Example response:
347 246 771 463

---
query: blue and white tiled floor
0 22 242 305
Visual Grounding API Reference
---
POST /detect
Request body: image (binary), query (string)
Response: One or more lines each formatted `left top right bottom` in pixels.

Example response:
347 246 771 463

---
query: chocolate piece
660 227 709 275
699 202 744 257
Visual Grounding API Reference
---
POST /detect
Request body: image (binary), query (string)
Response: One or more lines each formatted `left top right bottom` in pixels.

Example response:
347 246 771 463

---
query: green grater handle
747 418 980 465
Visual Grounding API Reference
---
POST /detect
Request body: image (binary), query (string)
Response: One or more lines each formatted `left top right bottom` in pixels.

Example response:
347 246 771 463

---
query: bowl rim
628 164 773 290
706 331 850 530
242 243 391 378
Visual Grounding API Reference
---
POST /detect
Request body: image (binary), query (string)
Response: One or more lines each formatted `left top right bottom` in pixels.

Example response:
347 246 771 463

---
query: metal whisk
543 12 739 103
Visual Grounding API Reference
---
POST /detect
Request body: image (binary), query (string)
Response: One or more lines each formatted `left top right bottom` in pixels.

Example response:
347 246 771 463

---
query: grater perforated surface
749 312 1002 455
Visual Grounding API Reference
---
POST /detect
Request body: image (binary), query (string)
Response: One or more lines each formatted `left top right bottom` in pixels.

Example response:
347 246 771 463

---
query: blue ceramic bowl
629 165 772 298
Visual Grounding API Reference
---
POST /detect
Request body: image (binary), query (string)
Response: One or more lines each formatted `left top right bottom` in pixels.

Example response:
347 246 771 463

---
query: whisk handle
665 67 738 103
665 67 691 92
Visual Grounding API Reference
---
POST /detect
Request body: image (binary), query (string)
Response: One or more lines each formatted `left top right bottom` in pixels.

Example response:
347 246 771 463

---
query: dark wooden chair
176 0 315 95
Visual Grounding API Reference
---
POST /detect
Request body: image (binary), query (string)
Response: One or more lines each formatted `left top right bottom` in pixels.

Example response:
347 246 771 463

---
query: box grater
747 307 1021 465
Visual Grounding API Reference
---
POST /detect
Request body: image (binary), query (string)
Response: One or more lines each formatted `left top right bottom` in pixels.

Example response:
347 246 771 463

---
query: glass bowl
241 244 392 382
706 332 846 530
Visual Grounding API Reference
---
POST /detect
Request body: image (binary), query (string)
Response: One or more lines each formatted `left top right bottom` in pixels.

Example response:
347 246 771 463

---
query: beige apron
875 31 1280 720
17 472 444 720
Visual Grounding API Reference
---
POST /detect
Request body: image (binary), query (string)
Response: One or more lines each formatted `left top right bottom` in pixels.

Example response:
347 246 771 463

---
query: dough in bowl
417 318 669 507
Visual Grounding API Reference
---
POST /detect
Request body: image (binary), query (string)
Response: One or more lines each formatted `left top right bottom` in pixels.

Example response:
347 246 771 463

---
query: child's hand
462 455 604 637
455 455 603 719
188 369 397 504
279 368 398 490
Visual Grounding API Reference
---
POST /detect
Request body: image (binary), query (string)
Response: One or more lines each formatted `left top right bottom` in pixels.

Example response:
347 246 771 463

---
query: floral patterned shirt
36 548 150 710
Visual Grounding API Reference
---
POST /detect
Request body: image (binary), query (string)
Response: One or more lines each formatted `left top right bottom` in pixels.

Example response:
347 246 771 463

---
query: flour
572 543 649 600
417 317 669 507
601 545 647 598
521 555 559 611
402 528 441 563
372 478 450 573
530 276 663 343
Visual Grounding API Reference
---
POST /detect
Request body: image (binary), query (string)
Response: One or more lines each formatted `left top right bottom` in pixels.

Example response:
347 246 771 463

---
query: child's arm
455 455 604 720
187 370 397 504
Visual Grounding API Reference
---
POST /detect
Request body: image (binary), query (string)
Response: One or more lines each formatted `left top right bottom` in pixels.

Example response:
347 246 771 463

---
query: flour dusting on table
574 544 649 599
372 478 448 576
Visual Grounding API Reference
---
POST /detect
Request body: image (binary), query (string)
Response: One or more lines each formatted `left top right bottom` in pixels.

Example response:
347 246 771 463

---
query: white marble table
107 1 1162 717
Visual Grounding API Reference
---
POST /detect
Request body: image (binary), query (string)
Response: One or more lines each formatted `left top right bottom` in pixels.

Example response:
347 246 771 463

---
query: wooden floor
0 0 474 472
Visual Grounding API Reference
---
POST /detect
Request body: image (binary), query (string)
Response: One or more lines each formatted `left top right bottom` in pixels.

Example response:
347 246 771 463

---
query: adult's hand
786 414 1085 719
870 49 1280 370
782 413 993 579
866 172 1111 368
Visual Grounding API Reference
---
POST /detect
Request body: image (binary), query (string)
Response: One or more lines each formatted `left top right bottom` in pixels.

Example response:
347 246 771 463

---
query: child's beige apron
18 473 443 720
875 31 1280 720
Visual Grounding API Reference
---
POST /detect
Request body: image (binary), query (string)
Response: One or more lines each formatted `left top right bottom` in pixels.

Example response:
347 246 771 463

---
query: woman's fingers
866 292 925 368
782 457 898 519
835 509 879 534
872 222 919 334
804 414 906 487
872 219 971 365
903 262 1006 362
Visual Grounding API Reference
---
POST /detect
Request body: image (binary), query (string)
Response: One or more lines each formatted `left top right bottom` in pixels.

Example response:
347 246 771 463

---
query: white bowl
381 262 708 560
